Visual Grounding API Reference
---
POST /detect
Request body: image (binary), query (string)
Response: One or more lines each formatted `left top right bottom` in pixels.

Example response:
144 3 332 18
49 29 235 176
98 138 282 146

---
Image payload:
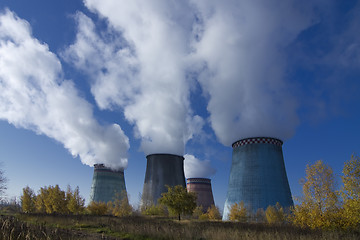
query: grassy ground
1 212 359 240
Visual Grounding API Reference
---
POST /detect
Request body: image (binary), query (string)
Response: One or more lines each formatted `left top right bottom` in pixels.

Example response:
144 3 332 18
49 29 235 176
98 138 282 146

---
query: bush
142 204 168 216
87 201 108 215
229 201 248 222
265 203 285 225
107 191 133 217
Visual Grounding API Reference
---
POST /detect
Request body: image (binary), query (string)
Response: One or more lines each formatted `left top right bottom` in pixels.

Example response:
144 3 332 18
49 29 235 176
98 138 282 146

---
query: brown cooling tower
187 178 215 212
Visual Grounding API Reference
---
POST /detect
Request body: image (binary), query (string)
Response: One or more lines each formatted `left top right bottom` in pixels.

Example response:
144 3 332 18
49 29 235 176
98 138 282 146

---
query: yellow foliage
109 191 133 217
291 160 339 229
340 154 360 229
142 204 168 216
265 203 284 225
21 186 36 213
87 201 108 215
229 201 248 222
206 205 222 220
66 186 85 214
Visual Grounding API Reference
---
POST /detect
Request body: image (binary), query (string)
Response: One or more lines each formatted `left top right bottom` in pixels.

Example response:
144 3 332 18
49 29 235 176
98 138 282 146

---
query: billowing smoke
184 154 216 179
63 1 203 156
64 0 326 153
0 9 129 170
190 0 329 145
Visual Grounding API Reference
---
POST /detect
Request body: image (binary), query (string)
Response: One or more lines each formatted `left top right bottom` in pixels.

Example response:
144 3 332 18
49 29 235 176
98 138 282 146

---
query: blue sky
0 0 359 210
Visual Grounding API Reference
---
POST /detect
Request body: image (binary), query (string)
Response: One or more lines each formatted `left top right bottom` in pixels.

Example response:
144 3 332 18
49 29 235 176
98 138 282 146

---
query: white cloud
65 1 203 156
184 154 216 179
0 9 129 170
189 0 323 145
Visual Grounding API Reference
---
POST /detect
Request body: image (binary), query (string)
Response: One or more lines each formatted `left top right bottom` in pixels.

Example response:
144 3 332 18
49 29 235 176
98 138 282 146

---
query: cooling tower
187 178 215 212
90 164 127 203
142 154 186 206
223 137 293 220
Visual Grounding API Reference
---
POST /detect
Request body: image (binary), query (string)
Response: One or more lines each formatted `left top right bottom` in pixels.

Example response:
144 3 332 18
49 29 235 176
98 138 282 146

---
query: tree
35 187 48 213
158 185 197 221
341 154 360 229
291 160 339 229
265 203 285 225
206 205 222 220
66 186 85 214
45 185 68 214
192 205 204 219
229 201 248 222
254 208 265 223
0 163 7 201
142 203 168 216
21 186 36 213
34 185 68 214
87 201 108 215
108 191 133 217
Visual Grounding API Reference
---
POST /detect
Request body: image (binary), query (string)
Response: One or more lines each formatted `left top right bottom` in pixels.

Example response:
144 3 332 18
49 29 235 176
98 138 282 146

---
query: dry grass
1 213 359 240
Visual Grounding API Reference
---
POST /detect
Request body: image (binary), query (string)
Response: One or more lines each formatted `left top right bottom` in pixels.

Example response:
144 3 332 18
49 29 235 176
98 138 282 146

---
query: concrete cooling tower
142 154 186 206
187 178 215 212
90 164 127 203
223 137 293 220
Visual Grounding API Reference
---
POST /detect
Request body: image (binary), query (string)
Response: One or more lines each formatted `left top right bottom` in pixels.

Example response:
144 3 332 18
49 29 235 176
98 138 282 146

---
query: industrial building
187 177 215 212
223 137 293 220
142 154 186 206
90 163 127 203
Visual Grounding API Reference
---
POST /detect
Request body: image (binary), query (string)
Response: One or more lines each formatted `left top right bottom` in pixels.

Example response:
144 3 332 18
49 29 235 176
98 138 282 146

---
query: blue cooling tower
223 137 293 220
142 154 186 206
90 164 127 203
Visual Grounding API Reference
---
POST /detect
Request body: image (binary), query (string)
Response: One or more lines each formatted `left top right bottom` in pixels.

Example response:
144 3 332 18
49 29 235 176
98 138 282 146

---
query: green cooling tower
90 164 127 203
223 137 293 220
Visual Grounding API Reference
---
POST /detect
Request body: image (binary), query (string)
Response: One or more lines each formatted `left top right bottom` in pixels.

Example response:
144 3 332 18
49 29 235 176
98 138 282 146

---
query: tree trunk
178 214 181 221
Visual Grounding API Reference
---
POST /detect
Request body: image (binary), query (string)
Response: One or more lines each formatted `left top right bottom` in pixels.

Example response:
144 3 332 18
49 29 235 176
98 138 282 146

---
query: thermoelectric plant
187 178 215 212
223 137 293 220
142 154 186 206
90 164 127 203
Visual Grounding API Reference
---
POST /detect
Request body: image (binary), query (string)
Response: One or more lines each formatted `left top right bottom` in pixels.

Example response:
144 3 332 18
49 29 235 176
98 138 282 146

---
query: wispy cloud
0 9 129 169
64 2 203 156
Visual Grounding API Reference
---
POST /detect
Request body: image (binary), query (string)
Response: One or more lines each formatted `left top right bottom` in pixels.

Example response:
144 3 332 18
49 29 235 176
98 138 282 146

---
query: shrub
229 201 248 222
87 201 108 215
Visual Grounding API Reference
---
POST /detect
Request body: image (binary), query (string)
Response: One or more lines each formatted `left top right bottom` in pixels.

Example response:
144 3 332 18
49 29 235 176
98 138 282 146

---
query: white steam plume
190 0 323 145
184 154 216 179
0 9 129 170
64 1 203 156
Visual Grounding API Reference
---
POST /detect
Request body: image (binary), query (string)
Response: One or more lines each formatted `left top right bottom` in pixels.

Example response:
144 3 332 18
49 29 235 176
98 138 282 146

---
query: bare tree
0 163 7 200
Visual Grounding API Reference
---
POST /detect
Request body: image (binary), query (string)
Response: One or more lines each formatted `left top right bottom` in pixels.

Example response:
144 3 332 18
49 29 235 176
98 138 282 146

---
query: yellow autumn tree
207 205 222 220
109 191 133 217
291 160 339 229
35 187 48 213
87 201 108 215
265 203 285 225
21 186 36 213
229 201 248 222
66 186 85 214
340 154 360 230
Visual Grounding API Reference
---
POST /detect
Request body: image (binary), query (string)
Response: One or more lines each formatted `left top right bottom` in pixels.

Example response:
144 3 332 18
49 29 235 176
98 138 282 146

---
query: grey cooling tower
223 137 293 220
90 164 127 203
142 154 186 206
187 178 215 212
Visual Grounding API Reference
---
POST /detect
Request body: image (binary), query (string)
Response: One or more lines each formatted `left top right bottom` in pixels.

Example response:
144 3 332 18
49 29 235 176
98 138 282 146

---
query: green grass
1 213 359 240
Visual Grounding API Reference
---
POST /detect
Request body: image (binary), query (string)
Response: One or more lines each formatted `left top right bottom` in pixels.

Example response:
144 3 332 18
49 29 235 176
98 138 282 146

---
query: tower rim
146 153 184 160
232 137 283 148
